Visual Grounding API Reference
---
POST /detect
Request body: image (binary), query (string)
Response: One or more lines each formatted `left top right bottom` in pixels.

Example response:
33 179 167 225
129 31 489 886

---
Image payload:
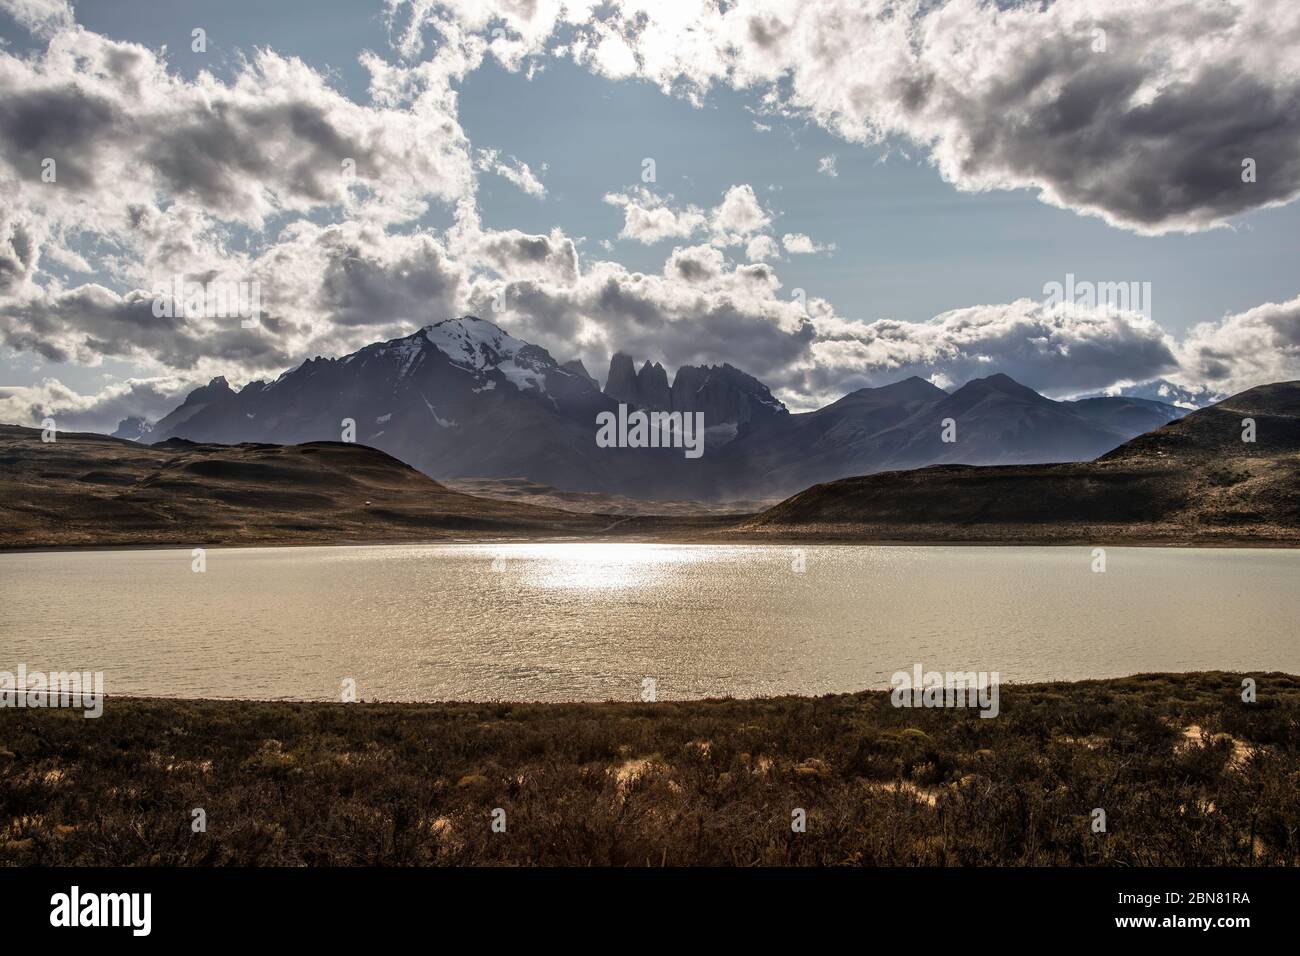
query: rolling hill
739 381 1300 544
0 425 612 549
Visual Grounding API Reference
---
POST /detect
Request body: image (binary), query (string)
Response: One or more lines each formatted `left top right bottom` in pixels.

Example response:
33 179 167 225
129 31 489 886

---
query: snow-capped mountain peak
341 316 546 391
422 316 528 372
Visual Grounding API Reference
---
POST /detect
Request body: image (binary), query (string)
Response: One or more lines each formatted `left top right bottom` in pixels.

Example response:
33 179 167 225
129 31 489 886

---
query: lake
1 543 1297 701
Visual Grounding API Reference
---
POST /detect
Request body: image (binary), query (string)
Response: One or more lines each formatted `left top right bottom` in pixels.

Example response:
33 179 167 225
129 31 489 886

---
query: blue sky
1 0 1298 428
59 0 1299 332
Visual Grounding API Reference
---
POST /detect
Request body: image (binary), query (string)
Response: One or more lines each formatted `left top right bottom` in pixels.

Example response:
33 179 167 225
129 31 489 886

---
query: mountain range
7 378 1297 549
744 380 1300 543
116 316 1185 501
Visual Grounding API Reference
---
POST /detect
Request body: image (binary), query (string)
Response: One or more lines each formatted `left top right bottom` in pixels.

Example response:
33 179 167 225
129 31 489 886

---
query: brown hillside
0 426 605 549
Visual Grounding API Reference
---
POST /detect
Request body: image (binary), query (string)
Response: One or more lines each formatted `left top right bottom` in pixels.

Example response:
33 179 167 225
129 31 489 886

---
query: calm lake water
1 543 1297 701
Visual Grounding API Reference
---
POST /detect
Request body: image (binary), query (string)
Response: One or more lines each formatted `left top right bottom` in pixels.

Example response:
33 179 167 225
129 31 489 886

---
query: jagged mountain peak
137 313 1191 503
196 375 233 394
111 415 154 442
561 358 597 385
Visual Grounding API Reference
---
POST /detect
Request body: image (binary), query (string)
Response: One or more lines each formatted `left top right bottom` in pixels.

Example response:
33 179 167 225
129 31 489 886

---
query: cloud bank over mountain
0 0 1296 432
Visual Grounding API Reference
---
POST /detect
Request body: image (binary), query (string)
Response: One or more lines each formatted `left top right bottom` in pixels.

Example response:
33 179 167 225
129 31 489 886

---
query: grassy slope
2 672 1296 866
0 425 612 548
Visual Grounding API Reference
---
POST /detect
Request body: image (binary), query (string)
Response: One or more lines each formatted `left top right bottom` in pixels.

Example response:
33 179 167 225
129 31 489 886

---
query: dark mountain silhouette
666 362 788 427
741 381 1300 543
147 375 236 438
602 353 788 430
127 316 1182 501
137 318 701 499
704 372 1183 499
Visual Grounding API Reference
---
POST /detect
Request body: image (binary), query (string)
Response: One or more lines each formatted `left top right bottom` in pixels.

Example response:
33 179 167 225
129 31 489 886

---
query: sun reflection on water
484 542 710 592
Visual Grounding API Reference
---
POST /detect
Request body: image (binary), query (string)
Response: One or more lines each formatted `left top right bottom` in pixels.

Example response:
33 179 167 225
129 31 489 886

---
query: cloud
0 207 42 294
1099 378 1226 410
0 282 298 371
665 244 726 283
745 235 780 262
396 0 1300 234
0 13 483 384
0 374 196 433
462 237 816 387
789 299 1182 407
817 154 838 178
0 0 72 36
0 217 469 379
708 184 770 243
475 148 546 198
1 5 1294 431
454 218 1198 412
0 29 474 232
1175 294 1300 395
310 222 465 330
605 183 775 248
604 187 707 244
782 232 834 255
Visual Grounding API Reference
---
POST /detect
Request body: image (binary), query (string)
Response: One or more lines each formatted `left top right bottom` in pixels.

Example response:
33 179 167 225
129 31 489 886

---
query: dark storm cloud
317 234 462 328
0 285 295 369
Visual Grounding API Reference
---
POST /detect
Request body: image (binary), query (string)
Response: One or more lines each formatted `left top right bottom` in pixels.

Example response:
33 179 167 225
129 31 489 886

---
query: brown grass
2 671 1297 866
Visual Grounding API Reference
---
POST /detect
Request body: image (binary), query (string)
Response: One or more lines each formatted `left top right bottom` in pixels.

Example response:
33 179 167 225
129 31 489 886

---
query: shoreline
5 533 1300 554
5 666 1298 706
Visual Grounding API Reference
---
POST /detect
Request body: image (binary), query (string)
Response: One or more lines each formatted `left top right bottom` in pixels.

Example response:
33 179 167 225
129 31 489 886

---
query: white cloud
604 188 707 244
605 183 774 248
781 233 834 255
791 299 1182 407
0 374 196 434
0 0 72 36
1175 294 1300 396
394 0 1300 234
709 184 770 244
745 235 780 262
0 4 1294 432
0 28 475 238
476 148 546 198
817 154 838 178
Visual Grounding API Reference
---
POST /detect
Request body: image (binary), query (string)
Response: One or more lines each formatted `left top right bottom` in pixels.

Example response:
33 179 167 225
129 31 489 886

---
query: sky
1 0 1298 432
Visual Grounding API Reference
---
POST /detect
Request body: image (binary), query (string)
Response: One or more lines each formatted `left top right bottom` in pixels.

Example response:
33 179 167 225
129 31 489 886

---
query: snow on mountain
420 316 549 393
138 317 1188 502
422 316 528 371
342 316 551 395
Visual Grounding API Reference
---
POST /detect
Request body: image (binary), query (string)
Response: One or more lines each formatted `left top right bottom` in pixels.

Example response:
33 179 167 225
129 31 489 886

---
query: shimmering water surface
1 544 1297 701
